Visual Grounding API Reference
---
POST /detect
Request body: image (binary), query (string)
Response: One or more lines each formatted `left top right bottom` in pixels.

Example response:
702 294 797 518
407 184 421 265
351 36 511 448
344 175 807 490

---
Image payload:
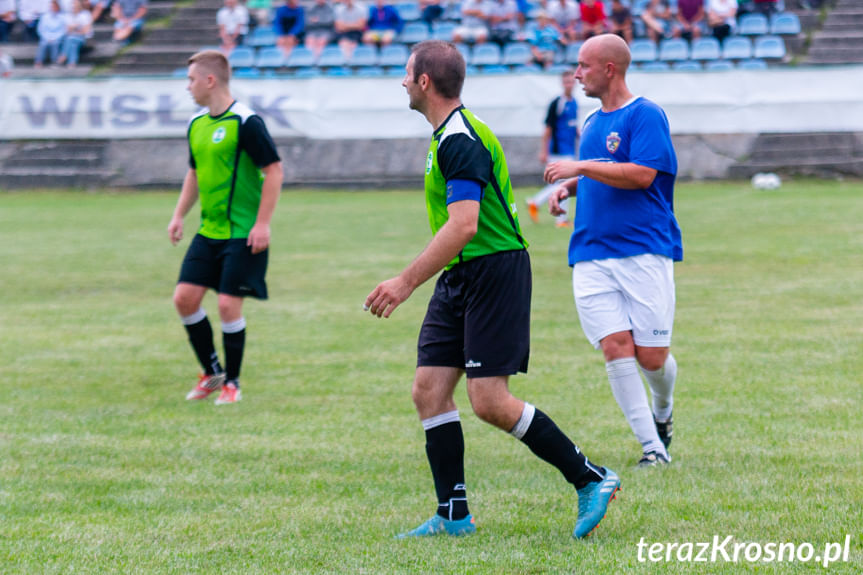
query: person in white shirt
548 0 579 43
707 0 736 42
20 0 54 41
35 0 67 67
59 0 93 66
217 0 249 53
452 0 489 44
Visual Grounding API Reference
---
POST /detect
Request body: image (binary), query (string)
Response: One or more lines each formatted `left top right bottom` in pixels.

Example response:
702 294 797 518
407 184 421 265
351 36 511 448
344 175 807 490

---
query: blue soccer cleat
396 514 476 538
573 469 620 539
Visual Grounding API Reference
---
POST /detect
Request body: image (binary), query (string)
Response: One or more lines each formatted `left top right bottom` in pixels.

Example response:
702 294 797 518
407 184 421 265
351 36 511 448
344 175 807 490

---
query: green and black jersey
425 106 527 269
187 101 280 240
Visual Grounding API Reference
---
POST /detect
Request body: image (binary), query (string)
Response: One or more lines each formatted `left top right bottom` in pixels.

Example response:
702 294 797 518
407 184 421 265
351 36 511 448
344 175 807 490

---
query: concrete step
144 29 218 45
0 167 118 189
728 157 863 179
754 132 856 146
821 20 863 31
17 143 106 168
807 45 863 58
745 146 855 162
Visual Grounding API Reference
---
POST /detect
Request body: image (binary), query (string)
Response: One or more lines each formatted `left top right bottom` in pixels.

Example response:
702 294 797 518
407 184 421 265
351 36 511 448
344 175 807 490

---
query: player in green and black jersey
167 50 282 405
364 40 620 540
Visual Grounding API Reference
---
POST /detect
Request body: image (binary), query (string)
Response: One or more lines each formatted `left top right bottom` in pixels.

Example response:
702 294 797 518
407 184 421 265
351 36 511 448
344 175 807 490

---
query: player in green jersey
364 40 619 540
167 50 282 405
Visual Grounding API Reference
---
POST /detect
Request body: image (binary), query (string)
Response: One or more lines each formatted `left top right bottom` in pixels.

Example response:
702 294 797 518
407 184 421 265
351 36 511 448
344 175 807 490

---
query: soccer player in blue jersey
526 67 580 227
544 33 680 467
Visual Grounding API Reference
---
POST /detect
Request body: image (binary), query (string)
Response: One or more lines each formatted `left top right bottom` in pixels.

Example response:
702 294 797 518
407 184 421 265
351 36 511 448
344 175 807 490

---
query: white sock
606 357 667 456
641 354 677 423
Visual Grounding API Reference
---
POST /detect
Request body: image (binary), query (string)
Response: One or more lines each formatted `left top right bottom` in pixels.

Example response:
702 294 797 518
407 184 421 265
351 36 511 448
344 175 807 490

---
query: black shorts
417 249 531 378
178 234 268 299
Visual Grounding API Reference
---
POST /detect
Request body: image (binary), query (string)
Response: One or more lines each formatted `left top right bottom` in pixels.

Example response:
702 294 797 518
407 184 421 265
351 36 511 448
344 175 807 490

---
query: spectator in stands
453 0 489 44
419 0 444 32
217 0 250 54
20 0 53 42
0 0 16 43
609 0 633 44
528 10 562 68
579 0 607 40
641 0 673 42
751 0 778 16
333 0 367 59
91 0 113 23
112 0 147 43
487 0 519 47
247 0 273 29
274 0 304 57
304 0 335 58
58 0 93 67
548 0 580 44
363 0 403 47
35 0 66 67
707 0 736 42
674 0 703 41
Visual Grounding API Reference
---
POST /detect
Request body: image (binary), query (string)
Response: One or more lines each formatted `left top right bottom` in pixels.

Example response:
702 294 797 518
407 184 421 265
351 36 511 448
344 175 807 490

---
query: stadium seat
379 44 410 67
325 66 353 76
471 43 502 66
672 60 702 71
432 21 457 41
722 36 752 60
386 66 407 76
399 21 430 44
172 67 187 77
771 12 801 35
640 61 670 71
233 67 261 78
658 38 689 62
454 43 471 63
690 37 721 61
293 67 322 78
502 43 533 66
565 42 583 64
738 13 769 36
545 63 573 74
256 47 285 68
704 59 734 71
246 27 277 48
480 65 510 74
630 39 657 63
738 58 768 69
286 46 315 68
349 45 379 67
396 2 422 21
754 35 786 59
465 64 480 76
512 63 542 73
356 66 385 76
631 0 651 15
317 45 346 67
228 47 256 68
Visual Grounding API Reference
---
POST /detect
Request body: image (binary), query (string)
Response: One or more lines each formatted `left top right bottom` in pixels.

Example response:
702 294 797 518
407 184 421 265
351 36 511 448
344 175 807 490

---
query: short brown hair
188 50 231 85
411 40 465 100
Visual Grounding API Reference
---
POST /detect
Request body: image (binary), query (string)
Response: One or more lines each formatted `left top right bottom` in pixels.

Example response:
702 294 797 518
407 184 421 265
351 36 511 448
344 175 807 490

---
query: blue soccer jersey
568 96 682 265
545 95 579 157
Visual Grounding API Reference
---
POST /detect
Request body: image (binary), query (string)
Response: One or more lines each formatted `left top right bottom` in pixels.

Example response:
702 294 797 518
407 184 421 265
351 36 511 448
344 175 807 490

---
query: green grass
1 181 861 574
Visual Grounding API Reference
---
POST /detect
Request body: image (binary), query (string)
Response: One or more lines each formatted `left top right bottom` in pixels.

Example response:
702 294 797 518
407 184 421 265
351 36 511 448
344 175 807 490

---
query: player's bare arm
545 159 657 190
247 161 284 254
168 168 200 245
365 199 480 319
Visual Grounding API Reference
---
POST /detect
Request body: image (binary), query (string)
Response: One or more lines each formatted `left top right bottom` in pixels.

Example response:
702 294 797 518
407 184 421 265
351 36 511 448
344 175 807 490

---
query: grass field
1 180 861 574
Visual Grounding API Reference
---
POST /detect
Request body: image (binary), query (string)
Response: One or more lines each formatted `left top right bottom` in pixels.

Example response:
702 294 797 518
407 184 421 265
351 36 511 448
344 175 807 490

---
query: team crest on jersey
426 151 434 174
212 126 226 144
606 132 621 154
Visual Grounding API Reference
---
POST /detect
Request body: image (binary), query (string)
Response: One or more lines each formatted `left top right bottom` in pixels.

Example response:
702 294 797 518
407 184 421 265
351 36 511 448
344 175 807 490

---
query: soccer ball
751 172 782 190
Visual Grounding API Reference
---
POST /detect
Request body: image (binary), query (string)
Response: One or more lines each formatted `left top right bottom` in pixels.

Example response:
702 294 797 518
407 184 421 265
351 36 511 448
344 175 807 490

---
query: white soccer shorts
572 253 676 349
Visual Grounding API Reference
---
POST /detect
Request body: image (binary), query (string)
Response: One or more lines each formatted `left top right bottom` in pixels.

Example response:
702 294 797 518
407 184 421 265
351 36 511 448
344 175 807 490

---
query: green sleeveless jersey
425 106 527 269
187 101 280 240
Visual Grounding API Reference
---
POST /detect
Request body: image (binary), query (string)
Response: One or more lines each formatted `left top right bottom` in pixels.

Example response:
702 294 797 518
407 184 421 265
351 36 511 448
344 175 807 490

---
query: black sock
223 328 245 386
184 317 222 375
425 421 470 521
517 407 604 490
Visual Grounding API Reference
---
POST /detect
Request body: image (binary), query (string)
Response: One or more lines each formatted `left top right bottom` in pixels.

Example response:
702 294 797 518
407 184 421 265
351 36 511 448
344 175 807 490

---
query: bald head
581 33 631 75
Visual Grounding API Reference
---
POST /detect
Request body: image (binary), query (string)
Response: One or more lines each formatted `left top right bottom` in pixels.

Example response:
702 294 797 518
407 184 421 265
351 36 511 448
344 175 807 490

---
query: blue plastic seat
255 47 285 68
672 60 702 71
502 42 532 66
771 12 801 35
350 44 379 67
704 59 734 71
738 13 769 36
640 61 670 71
356 66 385 76
325 66 353 76
317 45 346 67
738 58 768 69
228 47 256 68
690 37 720 61
565 42 583 63
512 63 542 73
454 43 471 63
471 43 501 66
293 67 322 78
630 39 657 62
396 2 422 21
246 27 277 48
286 46 315 67
379 44 410 67
658 38 689 61
754 35 786 59
233 67 261 78
722 36 752 60
399 21 430 43
432 21 456 41
480 64 509 74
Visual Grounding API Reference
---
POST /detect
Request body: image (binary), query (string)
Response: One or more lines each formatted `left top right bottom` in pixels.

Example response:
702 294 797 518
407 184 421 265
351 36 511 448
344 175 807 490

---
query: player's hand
538 150 548 165
364 276 413 319
544 160 580 184
167 217 183 245
548 186 571 216
247 223 271 254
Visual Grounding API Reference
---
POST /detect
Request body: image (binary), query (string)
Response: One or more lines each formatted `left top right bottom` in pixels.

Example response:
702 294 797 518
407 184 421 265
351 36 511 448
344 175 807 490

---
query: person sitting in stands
112 0 147 44
362 0 403 47
218 0 250 53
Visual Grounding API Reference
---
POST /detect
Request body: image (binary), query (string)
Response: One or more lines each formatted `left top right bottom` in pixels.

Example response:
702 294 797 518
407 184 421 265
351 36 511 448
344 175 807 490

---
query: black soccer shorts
178 233 268 299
